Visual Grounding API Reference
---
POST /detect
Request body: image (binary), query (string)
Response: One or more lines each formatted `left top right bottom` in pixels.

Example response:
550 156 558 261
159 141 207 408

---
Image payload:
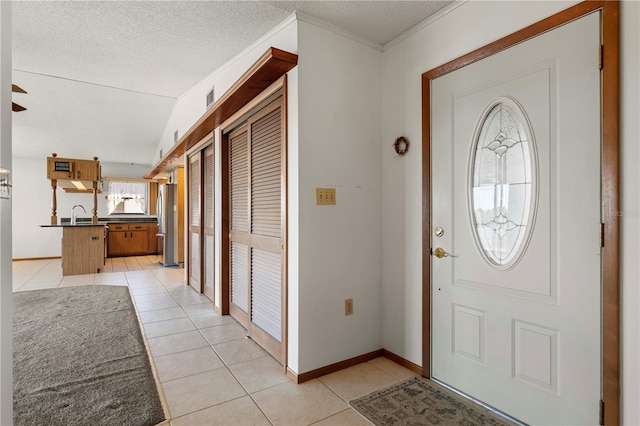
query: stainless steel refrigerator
157 183 178 267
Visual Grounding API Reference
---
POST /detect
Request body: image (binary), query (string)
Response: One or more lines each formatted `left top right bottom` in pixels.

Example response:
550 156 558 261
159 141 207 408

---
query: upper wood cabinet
47 156 101 182
73 160 100 181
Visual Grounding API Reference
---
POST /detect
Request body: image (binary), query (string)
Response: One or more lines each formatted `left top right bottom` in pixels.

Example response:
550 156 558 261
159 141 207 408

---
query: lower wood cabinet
62 225 105 276
107 223 158 257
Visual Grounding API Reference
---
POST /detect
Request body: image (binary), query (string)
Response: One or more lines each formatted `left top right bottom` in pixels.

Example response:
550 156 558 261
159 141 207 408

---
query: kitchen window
106 180 149 214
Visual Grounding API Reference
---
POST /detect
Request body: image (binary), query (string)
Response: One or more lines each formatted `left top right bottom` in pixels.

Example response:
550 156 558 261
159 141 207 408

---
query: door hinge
599 44 604 70
599 399 605 425
600 223 605 248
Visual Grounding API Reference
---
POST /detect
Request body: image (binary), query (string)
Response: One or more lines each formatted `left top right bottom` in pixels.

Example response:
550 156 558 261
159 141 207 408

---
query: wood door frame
221 76 289 367
185 135 214 297
421 2 620 424
202 145 215 301
186 141 215 299
187 151 204 293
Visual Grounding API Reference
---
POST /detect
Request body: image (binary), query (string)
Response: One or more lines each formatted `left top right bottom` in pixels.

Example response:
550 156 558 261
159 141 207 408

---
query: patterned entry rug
349 376 517 426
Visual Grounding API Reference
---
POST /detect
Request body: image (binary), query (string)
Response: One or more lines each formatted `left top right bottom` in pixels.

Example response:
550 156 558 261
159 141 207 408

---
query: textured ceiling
265 1 454 45
11 0 454 166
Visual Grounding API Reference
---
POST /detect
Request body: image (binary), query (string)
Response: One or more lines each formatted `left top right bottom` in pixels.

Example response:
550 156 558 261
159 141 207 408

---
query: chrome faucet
70 204 86 225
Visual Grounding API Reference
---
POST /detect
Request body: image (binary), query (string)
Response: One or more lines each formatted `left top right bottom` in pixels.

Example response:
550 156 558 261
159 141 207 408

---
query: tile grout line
246 392 276 426
123 259 189 422
14 259 63 291
148 269 280 424
20 259 56 289
309 361 408 425
146 264 226 422
207 350 277 426
127 282 173 423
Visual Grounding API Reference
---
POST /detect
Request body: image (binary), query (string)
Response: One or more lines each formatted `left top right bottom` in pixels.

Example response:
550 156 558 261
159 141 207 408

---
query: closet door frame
186 135 215 298
187 151 203 293
221 76 288 367
202 144 215 300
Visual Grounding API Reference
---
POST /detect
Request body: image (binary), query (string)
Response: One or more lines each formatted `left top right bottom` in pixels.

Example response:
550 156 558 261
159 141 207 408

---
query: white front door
431 13 601 425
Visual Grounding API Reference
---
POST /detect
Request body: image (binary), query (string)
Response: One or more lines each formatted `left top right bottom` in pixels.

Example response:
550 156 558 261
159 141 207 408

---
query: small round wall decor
393 136 409 156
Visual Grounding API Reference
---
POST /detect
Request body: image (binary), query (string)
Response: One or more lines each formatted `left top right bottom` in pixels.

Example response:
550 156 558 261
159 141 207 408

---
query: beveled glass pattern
471 101 535 267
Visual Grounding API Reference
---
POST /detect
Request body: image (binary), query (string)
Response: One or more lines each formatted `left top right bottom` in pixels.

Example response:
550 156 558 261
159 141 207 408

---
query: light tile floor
13 256 418 426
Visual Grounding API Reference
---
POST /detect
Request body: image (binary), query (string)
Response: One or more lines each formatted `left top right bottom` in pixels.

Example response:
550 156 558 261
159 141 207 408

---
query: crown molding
384 0 469 51
294 11 384 51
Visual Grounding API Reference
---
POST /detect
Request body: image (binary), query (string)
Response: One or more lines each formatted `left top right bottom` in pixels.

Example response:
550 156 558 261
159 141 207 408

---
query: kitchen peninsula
43 154 105 276
42 154 159 275
42 218 158 276
39 223 107 276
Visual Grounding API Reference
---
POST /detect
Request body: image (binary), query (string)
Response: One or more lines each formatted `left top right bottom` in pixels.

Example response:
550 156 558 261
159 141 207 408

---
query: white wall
0 2 12 422
12 157 155 258
295 20 383 373
381 1 639 424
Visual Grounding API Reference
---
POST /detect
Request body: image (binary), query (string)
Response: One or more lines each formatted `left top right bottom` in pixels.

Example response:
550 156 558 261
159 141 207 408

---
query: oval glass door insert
470 97 537 269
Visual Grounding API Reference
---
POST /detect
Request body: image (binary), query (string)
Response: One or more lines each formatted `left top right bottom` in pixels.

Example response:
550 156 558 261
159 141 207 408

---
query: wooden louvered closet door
228 99 284 362
188 153 202 293
203 145 215 300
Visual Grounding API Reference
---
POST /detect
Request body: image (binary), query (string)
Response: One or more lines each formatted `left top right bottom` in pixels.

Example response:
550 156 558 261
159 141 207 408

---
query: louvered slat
252 192 280 199
251 108 281 238
251 128 280 144
252 198 280 207
191 233 200 282
251 248 281 341
251 149 281 168
189 153 202 288
204 235 214 295
231 242 249 313
204 149 214 228
203 147 214 298
253 195 280 201
252 188 279 197
251 171 279 182
251 120 280 137
230 130 249 232
252 139 280 155
190 158 200 226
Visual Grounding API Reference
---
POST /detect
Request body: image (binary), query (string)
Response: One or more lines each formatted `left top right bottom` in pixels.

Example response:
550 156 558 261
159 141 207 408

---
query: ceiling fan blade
12 84 27 94
12 102 27 112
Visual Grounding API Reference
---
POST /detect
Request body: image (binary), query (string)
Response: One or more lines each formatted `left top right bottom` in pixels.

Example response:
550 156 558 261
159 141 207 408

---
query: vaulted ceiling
11 1 454 167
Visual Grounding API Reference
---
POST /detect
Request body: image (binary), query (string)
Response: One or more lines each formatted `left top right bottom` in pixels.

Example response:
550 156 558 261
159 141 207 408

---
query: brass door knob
433 247 445 258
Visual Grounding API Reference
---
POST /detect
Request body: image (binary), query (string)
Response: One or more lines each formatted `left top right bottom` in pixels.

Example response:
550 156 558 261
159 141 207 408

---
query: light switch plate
316 188 336 205
345 298 353 315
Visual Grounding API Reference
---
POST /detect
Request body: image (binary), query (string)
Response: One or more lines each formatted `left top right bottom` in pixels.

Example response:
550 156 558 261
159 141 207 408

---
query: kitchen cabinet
73 160 99 181
46 154 102 224
47 156 100 181
62 225 105 275
107 223 158 257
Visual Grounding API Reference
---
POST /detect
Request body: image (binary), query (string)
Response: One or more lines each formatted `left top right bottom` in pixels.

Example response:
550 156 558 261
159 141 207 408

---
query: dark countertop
41 223 108 228
66 216 158 224
42 216 158 228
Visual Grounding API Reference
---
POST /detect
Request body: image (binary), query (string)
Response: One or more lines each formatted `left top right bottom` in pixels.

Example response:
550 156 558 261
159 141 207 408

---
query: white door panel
452 67 553 302
431 13 600 425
